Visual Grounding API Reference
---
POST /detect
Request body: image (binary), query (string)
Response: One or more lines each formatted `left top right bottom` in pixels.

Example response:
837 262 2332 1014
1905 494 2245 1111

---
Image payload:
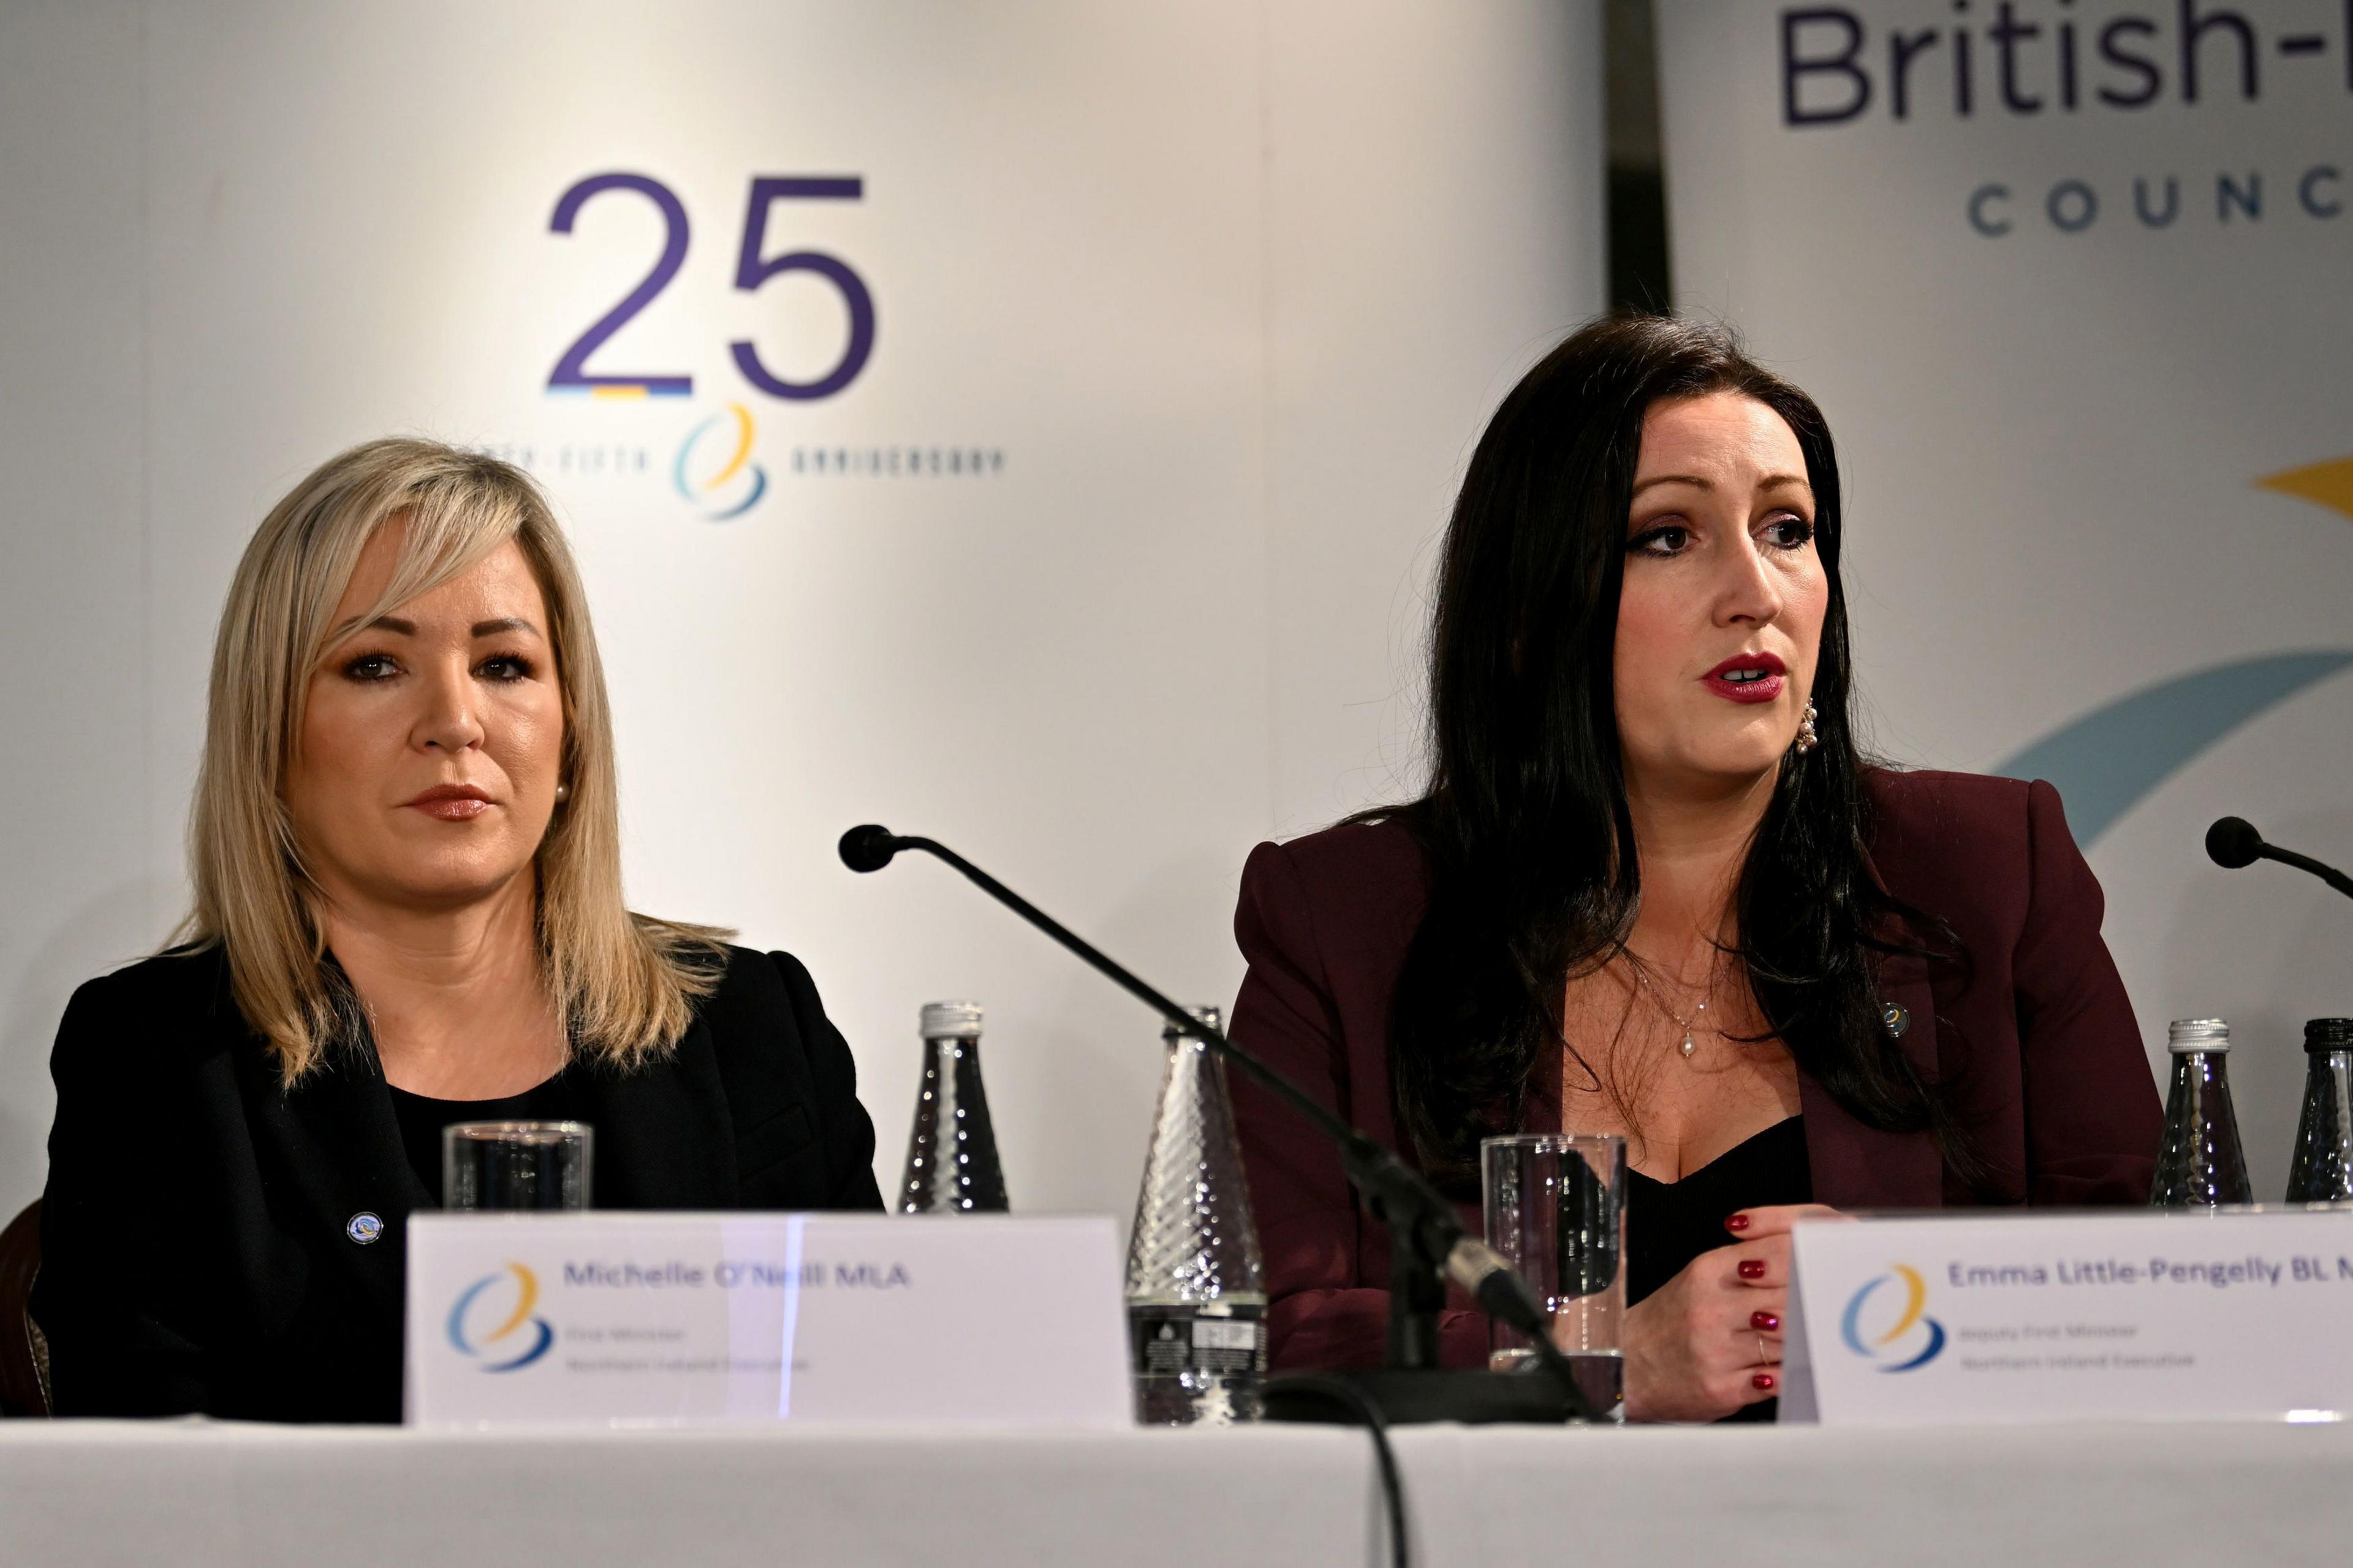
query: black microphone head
2206 816 2264 870
838 824 902 873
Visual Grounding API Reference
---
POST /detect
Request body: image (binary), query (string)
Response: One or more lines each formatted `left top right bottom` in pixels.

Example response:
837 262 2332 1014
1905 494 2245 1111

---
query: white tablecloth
4 1417 2344 1567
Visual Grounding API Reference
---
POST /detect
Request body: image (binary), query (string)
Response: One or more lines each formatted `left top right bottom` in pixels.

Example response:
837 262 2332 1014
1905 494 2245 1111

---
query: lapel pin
346 1211 384 1245
1882 1002 1911 1039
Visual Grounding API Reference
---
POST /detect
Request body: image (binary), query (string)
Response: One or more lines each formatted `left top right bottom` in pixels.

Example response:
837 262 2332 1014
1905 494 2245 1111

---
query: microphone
838 824 904 873
840 822 1597 1425
2204 816 2353 900
1443 1235 1556 1339
2203 816 2261 869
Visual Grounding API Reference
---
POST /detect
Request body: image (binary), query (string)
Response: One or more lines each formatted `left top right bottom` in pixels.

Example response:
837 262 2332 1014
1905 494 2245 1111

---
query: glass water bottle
2150 1017 2253 1208
898 1001 1009 1213
1126 1004 1267 1425
2287 1017 2353 1203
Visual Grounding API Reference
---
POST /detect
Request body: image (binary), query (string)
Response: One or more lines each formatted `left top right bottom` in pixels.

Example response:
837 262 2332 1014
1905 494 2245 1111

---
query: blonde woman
34 439 882 1421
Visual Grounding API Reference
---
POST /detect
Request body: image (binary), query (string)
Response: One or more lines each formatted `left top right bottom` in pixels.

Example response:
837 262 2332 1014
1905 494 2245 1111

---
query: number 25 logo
546 172 876 402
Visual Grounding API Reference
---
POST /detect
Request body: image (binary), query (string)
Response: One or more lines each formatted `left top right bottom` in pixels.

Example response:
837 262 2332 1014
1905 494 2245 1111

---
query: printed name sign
1779 1209 2353 1425
405 1213 1131 1428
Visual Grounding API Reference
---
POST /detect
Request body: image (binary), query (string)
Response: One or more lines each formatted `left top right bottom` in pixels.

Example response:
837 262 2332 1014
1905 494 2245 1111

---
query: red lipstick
1701 652 1786 705
404 783 494 821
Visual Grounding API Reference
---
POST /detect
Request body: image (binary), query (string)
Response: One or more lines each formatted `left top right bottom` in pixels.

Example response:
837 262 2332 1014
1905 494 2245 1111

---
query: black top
33 943 885 1423
1625 1116 1813 1306
1627 1116 1811 1425
388 1071 588 1208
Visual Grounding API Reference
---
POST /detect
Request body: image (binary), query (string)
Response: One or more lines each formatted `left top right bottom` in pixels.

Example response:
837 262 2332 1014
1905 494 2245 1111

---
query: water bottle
2287 1017 2353 1203
2150 1017 2253 1208
898 1002 1009 1213
1126 1004 1267 1425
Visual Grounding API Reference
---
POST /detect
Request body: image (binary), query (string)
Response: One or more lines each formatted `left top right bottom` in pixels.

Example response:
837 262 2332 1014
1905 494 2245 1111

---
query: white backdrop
0 2 1604 1218
1658 0 2353 1194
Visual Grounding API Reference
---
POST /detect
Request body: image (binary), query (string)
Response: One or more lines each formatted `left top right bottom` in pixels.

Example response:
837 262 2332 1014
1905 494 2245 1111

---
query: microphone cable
1264 1373 1411 1568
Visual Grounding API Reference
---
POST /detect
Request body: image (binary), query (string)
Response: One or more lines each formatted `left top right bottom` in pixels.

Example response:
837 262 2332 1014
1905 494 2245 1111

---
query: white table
4 1418 2345 1567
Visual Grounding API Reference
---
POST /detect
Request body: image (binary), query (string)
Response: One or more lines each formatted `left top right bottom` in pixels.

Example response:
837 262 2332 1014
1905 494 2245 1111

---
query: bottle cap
1161 1004 1224 1039
2306 1018 2353 1052
920 1001 983 1039
2167 1018 2230 1053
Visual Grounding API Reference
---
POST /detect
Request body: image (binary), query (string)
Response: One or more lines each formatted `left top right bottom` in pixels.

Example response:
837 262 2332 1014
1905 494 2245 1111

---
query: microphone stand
839 825 1601 1425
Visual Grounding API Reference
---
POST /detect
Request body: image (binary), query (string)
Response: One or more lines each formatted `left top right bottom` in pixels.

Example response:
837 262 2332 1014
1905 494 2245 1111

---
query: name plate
404 1212 1131 1428
1781 1208 2353 1425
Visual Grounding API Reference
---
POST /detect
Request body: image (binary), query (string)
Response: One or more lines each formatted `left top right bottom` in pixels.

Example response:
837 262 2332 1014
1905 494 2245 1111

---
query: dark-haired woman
1226 316 2161 1423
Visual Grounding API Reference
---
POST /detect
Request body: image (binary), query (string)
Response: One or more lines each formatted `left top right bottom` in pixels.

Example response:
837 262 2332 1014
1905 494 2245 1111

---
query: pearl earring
1793 700 1819 755
554 781 571 802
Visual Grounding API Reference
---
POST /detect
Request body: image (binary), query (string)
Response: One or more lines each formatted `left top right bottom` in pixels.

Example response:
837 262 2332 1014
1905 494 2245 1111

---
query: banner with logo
1657 0 2353 1191
0 2 1602 1213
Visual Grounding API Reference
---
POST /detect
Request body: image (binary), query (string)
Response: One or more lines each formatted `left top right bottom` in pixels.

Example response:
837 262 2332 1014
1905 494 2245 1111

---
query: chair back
0 1200 50 1417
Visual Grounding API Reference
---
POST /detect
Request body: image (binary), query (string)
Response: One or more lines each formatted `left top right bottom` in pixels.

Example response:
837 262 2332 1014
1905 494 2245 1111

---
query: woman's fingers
1722 1233 1791 1289
1624 1232 1810 1420
1708 1349 1782 1406
1626 1254 1787 1422
1694 1272 1786 1387
1722 1202 1847 1240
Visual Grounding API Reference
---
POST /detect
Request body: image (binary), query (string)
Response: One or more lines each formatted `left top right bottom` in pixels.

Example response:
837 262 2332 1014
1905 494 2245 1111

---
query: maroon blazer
1227 768 2164 1371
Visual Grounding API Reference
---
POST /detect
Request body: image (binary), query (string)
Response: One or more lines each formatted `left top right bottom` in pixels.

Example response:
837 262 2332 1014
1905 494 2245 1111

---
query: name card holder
406 1212 1132 1428
1780 1207 2353 1426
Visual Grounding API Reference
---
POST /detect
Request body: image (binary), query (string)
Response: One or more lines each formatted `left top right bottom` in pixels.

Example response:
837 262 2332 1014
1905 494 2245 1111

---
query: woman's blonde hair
181 436 728 1082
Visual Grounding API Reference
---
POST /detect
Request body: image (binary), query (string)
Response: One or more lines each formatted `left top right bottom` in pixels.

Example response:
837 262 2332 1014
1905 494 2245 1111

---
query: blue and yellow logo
673 401 769 521
1840 1263 1947 1373
447 1262 555 1373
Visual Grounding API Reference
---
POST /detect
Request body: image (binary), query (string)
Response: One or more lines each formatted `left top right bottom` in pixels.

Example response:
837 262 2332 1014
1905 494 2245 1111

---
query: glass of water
1481 1133 1626 1422
444 1121 593 1211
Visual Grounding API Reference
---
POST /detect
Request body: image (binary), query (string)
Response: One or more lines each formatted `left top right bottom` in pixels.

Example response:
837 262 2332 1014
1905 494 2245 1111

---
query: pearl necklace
1630 959 1715 1061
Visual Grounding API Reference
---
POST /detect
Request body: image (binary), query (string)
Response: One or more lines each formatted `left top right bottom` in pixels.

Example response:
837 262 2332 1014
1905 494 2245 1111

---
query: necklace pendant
1680 1031 1696 1059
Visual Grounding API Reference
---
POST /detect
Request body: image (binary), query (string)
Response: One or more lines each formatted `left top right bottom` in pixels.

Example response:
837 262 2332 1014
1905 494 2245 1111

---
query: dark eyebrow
1629 472 1814 500
361 615 417 636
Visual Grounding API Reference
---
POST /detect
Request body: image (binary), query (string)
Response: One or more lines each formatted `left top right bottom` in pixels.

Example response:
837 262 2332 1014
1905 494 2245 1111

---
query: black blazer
32 942 884 1422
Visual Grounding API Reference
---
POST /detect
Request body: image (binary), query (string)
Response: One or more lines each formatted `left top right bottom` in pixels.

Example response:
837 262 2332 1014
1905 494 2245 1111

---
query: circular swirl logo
1840 1262 1947 1373
447 1262 556 1373
673 401 770 520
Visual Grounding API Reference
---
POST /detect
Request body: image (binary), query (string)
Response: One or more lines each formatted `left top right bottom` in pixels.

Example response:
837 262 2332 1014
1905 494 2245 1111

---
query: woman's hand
1620 1203 1846 1422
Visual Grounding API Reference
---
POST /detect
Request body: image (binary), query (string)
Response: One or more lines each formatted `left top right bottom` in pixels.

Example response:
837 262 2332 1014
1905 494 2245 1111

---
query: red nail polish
1751 1311 1780 1331
1738 1259 1767 1280
1725 1213 1750 1232
1752 1372 1776 1392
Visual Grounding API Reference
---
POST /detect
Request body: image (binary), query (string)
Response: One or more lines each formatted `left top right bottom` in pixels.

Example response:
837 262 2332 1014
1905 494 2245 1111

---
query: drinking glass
443 1121 593 1211
1481 1133 1627 1422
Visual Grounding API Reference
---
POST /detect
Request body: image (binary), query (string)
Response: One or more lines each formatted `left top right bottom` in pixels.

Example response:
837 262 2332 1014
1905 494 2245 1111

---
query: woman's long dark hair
1384 315 1960 1191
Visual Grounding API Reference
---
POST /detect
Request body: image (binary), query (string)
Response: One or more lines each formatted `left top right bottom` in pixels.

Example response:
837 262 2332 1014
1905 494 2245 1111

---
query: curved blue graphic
474 1316 554 1373
1992 651 2353 846
1839 1273 1889 1357
1884 1317 1947 1371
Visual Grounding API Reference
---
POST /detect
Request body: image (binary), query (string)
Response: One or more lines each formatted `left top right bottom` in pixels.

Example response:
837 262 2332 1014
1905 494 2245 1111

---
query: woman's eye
1628 523 1690 558
341 653 399 682
477 654 532 683
1764 515 1815 550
